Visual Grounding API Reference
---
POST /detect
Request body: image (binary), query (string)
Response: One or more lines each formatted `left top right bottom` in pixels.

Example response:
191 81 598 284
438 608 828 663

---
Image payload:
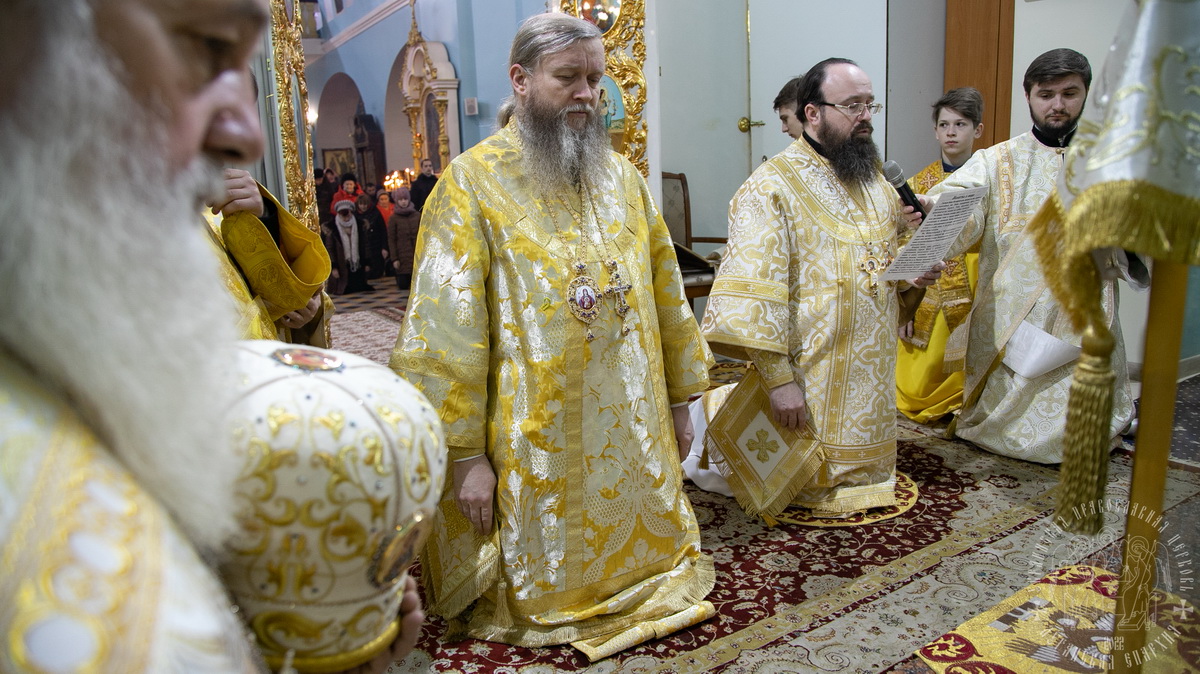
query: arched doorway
313 72 364 183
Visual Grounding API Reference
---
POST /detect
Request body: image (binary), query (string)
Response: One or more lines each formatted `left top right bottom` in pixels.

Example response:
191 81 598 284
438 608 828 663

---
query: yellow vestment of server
895 160 980 423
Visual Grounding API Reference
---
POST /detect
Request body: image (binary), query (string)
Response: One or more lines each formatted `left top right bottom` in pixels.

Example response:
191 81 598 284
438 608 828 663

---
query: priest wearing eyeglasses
690 57 942 521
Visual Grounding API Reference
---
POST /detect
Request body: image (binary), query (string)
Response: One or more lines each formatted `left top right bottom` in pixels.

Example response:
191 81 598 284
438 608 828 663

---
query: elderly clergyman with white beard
0 0 426 671
390 12 715 660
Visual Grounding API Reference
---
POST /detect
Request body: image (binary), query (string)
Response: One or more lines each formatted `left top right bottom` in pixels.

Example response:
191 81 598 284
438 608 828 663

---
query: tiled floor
327 277 409 314
1168 374 1200 467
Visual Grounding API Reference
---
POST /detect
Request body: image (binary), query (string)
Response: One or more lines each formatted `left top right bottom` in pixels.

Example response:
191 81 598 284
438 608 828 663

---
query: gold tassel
1054 323 1115 535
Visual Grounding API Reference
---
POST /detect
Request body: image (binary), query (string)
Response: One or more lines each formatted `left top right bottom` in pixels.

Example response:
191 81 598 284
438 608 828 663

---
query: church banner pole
1111 259 1187 674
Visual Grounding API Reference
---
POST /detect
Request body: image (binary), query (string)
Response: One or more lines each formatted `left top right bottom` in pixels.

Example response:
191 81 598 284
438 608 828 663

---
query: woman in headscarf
356 193 388 280
387 187 421 291
321 199 373 294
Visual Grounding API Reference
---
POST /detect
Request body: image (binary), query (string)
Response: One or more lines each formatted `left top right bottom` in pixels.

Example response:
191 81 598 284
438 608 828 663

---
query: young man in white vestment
389 11 716 661
687 58 942 520
928 48 1149 464
0 1 428 671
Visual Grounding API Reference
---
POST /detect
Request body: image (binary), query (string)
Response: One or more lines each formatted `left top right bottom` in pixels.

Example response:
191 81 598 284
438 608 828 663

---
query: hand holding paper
881 186 986 282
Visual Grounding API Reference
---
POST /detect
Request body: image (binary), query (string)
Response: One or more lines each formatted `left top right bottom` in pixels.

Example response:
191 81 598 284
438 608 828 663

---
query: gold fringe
421 532 501 621
1031 181 1200 334
712 431 823 522
1054 324 1115 535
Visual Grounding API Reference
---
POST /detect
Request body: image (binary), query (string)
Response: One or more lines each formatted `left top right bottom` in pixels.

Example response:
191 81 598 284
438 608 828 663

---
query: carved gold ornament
271 0 318 232
560 0 648 176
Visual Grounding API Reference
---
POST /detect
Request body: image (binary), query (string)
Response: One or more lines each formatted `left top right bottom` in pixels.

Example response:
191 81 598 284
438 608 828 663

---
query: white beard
515 88 612 195
0 12 242 553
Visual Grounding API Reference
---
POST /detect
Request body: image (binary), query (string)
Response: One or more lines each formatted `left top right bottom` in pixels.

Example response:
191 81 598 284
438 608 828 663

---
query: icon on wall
599 75 626 152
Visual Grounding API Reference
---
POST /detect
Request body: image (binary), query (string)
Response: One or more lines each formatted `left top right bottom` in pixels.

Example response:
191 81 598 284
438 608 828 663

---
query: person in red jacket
329 172 363 216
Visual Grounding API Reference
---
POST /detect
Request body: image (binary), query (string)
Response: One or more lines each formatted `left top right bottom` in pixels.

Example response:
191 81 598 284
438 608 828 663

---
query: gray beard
515 93 611 195
822 125 882 189
0 16 242 553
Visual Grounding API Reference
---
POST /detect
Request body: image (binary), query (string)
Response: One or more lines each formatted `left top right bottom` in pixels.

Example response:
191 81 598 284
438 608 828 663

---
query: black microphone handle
894 182 927 218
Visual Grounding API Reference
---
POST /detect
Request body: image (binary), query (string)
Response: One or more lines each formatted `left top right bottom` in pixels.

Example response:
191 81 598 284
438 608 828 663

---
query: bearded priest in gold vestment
390 13 715 660
692 58 940 520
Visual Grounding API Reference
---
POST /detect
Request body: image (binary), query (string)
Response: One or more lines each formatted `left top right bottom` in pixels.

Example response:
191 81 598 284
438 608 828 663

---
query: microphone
882 160 926 218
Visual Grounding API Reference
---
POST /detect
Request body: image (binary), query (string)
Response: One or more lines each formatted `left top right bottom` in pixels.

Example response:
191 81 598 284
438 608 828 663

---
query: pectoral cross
859 245 892 298
602 259 633 334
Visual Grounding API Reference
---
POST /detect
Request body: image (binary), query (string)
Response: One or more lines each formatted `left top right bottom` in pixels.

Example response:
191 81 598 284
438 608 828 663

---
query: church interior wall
302 0 1182 374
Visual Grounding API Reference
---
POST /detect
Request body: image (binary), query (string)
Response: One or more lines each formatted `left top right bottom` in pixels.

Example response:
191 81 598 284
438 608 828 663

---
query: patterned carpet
328 311 1200 673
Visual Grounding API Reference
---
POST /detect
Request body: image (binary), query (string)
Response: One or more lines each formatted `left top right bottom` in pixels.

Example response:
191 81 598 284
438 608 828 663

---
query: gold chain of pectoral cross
547 185 632 341
839 177 893 298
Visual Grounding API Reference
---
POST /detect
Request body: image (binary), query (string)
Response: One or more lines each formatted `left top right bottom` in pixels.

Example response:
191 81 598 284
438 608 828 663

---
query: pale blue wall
306 0 549 165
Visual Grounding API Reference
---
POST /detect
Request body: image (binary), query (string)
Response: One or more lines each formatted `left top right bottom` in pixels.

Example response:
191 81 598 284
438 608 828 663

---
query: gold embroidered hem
463 554 715 652
791 474 897 513
571 599 717 661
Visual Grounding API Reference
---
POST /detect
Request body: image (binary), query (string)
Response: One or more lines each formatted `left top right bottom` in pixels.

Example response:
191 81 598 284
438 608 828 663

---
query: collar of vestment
1031 123 1076 149
802 131 829 158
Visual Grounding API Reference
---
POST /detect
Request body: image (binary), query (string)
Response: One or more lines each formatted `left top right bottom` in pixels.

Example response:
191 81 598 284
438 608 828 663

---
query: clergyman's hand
453 455 496 536
208 168 265 217
768 381 807 431
671 403 694 463
335 575 424 673
280 291 322 330
898 320 914 341
910 261 946 289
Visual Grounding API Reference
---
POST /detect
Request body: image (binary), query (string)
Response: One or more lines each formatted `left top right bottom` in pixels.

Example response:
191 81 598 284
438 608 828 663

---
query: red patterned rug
385 433 1200 673
326 313 1200 673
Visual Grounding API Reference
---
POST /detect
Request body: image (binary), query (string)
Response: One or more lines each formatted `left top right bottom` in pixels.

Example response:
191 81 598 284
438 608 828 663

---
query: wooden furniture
661 171 725 304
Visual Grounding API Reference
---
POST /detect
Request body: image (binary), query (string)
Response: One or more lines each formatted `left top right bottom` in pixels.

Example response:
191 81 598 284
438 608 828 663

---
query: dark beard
516 89 611 193
1031 107 1082 142
822 121 881 189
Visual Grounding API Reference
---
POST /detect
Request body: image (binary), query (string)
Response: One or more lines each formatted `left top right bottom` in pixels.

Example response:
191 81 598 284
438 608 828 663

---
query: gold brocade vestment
701 137 903 516
0 356 260 672
390 124 714 656
930 133 1135 463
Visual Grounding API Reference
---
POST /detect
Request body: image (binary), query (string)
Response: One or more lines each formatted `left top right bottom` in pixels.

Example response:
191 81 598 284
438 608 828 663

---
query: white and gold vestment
931 132 1136 463
0 356 261 673
699 137 904 517
390 124 715 657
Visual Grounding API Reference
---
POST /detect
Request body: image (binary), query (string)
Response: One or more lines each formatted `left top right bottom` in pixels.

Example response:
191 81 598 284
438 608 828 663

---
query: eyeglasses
818 101 883 118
